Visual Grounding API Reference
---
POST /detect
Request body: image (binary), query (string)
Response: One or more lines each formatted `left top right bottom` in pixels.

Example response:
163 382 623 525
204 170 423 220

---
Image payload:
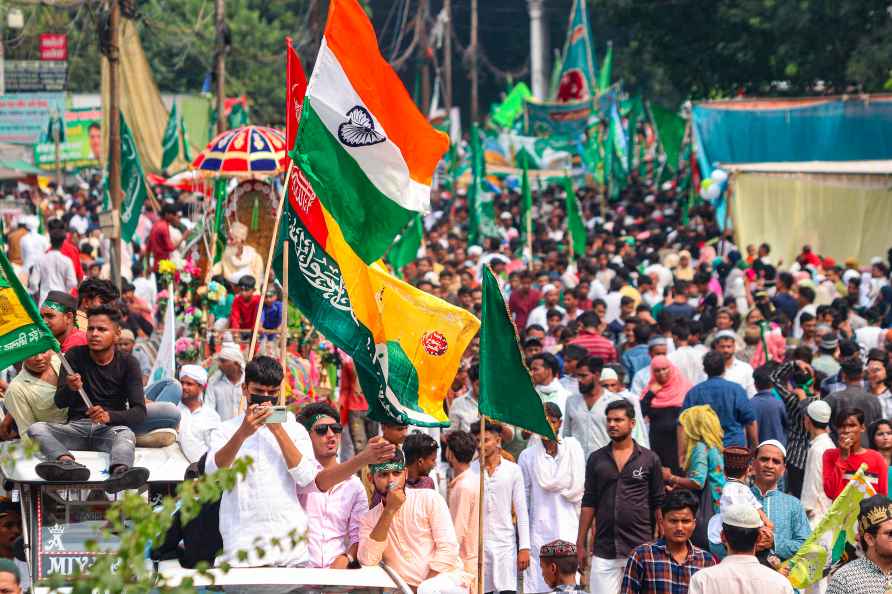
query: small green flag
564 177 586 258
519 154 533 250
212 177 228 264
180 116 193 163
0 249 59 369
598 41 613 92
387 214 423 278
478 266 555 439
119 113 149 243
161 102 180 171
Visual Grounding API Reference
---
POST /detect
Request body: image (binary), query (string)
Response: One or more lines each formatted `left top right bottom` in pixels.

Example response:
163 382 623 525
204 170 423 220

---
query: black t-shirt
55 345 147 428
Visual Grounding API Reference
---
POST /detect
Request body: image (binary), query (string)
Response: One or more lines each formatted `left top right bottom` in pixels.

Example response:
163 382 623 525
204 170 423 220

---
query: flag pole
247 165 291 357
58 352 94 409
477 414 486 594
279 240 289 405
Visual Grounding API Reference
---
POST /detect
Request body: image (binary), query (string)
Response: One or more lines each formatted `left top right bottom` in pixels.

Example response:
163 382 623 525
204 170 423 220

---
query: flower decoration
182 306 205 332
175 337 199 363
206 281 228 304
158 259 177 287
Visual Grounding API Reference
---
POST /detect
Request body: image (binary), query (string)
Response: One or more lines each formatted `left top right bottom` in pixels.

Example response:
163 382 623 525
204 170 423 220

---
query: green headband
370 461 405 474
301 413 336 431
42 300 70 314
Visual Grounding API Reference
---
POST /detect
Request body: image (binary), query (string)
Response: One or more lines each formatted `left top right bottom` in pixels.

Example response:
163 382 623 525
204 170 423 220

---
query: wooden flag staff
247 164 293 357
58 353 94 409
477 414 486 594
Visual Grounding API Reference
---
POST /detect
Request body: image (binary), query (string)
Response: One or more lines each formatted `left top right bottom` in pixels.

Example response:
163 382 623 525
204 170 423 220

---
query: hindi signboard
3 60 67 92
39 34 68 61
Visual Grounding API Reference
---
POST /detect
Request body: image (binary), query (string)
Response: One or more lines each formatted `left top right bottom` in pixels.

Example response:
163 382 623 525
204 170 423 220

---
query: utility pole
470 0 478 124
443 0 452 110
215 0 226 134
528 0 548 99
108 0 122 288
418 0 431 114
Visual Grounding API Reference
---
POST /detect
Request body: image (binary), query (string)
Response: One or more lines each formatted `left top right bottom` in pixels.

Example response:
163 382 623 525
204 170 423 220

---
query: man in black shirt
576 399 664 594
28 304 150 492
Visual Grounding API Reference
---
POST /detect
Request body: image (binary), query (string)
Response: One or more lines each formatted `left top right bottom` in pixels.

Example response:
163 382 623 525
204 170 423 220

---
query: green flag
554 0 597 101
119 113 149 243
492 82 532 129
212 177 227 264
180 116 193 163
386 214 423 278
228 102 249 128
467 124 498 245
651 103 686 173
0 249 59 369
624 96 645 170
564 177 586 258
598 41 613 91
161 102 180 171
479 266 555 439
519 154 533 252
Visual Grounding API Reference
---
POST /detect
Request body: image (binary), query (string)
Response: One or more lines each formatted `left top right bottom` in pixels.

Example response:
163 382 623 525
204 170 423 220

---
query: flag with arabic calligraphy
0 249 58 370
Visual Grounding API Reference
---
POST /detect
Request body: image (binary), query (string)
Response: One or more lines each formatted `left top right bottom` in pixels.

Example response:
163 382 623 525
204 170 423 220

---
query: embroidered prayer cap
723 446 751 475
539 540 576 559
859 495 892 532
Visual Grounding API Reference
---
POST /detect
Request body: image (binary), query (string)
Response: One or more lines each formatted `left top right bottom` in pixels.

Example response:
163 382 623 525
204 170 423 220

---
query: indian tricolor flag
278 0 478 426
292 0 449 264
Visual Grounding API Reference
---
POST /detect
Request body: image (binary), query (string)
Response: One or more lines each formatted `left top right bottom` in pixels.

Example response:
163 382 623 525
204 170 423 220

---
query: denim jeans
133 402 181 435
145 379 182 405
28 418 135 469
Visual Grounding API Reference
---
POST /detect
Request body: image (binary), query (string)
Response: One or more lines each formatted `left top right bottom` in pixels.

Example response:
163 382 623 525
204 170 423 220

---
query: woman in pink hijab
641 355 692 473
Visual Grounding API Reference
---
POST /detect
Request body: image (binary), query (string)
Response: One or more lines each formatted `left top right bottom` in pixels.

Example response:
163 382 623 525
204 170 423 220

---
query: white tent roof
720 160 892 175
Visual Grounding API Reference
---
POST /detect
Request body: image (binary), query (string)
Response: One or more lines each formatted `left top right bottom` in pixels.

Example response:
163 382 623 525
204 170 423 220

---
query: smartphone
263 406 288 424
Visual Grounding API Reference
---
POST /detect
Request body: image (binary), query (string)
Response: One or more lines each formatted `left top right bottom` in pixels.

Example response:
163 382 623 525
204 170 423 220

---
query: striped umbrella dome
190 125 287 177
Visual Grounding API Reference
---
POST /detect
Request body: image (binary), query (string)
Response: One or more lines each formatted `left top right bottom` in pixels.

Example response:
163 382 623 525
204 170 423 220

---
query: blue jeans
133 402 181 435
145 379 182 405
28 418 135 469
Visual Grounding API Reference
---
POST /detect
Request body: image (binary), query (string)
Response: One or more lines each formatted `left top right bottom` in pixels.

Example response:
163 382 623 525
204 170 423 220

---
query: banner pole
279 240 289 405
477 414 486 594
247 165 291 357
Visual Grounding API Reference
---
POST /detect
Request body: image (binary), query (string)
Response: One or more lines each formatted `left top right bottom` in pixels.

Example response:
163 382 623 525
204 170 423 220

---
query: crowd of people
0 165 891 594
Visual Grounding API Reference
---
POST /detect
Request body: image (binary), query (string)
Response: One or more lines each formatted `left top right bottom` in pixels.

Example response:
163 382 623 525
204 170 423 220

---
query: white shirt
471 458 530 593
19 231 49 274
177 402 221 463
563 391 624 459
668 344 708 385
526 303 565 330
204 371 244 421
688 554 794 594
724 358 756 397
69 214 90 235
801 432 834 527
205 414 319 567
535 378 571 416
133 275 157 312
856 325 883 352
448 394 480 434
28 249 77 304
518 437 584 594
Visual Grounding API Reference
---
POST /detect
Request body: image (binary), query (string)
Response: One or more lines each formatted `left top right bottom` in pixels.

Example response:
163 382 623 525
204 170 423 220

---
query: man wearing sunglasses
206 356 395 568
297 402 366 569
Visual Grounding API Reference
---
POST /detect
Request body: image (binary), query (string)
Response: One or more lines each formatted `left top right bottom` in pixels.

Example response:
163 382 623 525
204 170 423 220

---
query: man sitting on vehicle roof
206 356 396 567
3 349 67 439
359 449 471 594
27 304 151 493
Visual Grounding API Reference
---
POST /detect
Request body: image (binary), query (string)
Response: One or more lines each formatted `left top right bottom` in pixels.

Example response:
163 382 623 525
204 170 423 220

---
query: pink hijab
647 355 692 408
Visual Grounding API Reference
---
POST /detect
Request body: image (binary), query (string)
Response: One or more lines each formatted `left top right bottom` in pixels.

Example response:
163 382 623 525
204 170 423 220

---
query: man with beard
563 357 625 459
577 400 664 594
519 403 585 594
827 495 892 593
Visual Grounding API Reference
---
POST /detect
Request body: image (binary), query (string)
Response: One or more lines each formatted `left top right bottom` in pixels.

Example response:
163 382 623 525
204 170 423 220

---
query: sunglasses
313 423 344 436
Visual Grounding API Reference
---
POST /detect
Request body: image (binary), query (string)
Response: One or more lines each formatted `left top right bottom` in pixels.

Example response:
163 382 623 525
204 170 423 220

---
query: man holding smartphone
207 355 395 567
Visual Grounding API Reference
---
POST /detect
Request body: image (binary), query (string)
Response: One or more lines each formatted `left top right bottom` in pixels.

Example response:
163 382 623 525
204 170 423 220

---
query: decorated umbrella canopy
190 125 287 177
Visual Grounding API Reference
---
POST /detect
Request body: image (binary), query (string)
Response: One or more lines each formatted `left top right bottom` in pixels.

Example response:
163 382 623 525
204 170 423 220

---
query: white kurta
205 413 319 567
471 458 530 593
177 402 222 463
517 437 584 594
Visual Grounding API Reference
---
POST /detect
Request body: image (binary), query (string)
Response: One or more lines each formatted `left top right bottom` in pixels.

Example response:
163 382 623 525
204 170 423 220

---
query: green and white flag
564 176 586 258
0 249 59 370
148 286 176 384
161 102 180 171
119 113 149 243
180 115 193 163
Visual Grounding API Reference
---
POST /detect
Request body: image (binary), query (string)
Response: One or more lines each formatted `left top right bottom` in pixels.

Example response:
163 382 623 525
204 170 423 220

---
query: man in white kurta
471 420 530 594
206 356 394 567
518 404 585 594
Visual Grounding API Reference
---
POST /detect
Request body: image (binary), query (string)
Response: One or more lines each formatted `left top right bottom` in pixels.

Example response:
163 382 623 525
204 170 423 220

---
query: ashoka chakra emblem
422 331 448 356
